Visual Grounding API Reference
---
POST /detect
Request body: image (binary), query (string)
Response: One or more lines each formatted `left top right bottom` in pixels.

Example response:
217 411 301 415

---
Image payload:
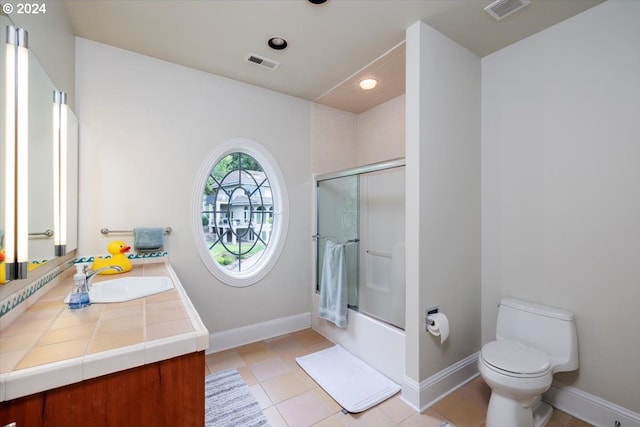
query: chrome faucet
83 265 124 289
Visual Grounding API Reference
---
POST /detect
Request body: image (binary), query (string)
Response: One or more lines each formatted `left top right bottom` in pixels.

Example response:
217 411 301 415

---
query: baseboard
208 321 640 426
544 381 640 427
400 352 480 412
207 312 311 353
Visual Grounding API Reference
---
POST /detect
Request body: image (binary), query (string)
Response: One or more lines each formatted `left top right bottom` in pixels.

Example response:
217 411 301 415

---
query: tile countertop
0 260 209 402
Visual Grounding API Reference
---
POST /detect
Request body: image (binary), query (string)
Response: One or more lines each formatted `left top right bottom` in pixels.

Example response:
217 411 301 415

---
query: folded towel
318 240 348 328
133 227 164 251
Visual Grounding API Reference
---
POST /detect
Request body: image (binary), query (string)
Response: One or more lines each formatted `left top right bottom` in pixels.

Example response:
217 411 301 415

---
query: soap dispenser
68 264 91 309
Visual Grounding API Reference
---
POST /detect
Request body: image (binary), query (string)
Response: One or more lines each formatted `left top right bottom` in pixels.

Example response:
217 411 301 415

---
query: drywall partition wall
75 38 312 335
405 21 480 410
481 0 640 413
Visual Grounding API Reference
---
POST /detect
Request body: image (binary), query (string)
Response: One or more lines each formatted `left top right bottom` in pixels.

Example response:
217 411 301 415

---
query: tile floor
205 328 593 427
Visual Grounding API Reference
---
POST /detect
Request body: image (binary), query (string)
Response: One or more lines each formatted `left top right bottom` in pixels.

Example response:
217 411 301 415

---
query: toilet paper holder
426 306 439 328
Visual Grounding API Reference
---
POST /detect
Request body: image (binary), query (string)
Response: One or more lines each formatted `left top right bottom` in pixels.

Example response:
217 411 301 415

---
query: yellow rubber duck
0 250 6 284
90 240 132 274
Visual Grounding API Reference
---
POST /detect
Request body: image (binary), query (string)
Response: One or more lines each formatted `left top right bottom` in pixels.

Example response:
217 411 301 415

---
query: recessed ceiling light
307 0 328 4
267 36 288 50
359 78 378 90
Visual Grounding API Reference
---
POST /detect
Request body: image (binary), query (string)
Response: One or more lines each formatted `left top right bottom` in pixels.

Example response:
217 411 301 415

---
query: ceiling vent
245 53 280 70
484 0 530 21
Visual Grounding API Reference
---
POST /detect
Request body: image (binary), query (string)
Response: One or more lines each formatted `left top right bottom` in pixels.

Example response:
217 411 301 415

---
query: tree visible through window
201 152 274 272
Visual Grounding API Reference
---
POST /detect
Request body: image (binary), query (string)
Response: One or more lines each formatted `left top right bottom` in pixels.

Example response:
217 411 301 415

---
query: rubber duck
0 249 6 284
90 240 132 274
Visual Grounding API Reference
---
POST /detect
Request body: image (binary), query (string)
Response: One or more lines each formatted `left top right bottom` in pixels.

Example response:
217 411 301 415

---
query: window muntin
202 153 273 272
193 139 288 287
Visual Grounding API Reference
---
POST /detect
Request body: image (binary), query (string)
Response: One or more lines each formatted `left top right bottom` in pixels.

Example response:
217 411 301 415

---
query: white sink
65 276 174 304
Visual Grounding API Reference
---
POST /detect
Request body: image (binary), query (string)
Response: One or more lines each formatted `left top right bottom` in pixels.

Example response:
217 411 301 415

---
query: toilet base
532 400 553 427
486 394 554 427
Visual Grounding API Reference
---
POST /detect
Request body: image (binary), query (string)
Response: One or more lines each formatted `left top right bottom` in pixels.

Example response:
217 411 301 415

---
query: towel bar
312 234 359 244
29 229 54 237
100 227 172 235
366 249 392 258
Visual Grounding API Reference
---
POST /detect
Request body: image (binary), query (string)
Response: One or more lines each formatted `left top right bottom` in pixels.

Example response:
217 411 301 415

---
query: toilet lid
481 341 550 376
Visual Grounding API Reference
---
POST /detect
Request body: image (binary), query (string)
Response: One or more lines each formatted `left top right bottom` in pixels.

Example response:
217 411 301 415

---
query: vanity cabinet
0 351 205 427
0 262 209 427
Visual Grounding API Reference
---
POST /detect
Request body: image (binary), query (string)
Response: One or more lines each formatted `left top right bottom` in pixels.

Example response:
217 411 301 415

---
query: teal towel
133 227 164 251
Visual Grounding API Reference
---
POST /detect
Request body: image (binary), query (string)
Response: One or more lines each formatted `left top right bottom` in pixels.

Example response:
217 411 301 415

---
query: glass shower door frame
315 158 405 313
315 175 360 309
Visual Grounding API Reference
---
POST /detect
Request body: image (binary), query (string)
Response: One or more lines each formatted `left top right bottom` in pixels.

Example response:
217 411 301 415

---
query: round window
193 139 288 286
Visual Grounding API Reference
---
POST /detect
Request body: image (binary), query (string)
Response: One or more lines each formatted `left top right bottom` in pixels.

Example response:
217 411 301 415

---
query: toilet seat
481 341 551 378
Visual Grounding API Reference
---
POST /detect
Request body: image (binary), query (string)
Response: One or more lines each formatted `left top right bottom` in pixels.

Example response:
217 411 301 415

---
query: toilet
478 298 578 427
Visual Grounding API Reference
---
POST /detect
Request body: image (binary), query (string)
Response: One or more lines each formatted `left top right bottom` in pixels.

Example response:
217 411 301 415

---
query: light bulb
359 78 378 90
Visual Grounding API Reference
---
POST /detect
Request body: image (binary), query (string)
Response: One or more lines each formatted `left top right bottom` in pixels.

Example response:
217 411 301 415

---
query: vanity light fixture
359 78 378 90
3 26 29 280
53 90 67 256
267 36 288 51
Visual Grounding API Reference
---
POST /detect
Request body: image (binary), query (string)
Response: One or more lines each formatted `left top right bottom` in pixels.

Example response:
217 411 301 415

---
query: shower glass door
316 176 359 309
359 169 405 329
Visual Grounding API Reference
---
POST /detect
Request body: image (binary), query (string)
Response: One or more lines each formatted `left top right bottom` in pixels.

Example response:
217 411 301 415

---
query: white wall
75 39 312 334
405 19 481 392
481 0 640 413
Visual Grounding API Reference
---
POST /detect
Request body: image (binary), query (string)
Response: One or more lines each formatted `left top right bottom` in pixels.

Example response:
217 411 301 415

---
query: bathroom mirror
0 14 8 264
66 109 78 253
28 49 57 262
0 14 79 284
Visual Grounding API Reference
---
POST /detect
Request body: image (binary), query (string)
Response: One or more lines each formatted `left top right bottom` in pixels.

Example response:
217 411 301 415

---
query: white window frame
192 138 289 287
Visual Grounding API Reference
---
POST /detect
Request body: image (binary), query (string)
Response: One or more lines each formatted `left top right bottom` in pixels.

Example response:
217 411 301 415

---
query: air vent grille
484 0 530 21
245 53 280 70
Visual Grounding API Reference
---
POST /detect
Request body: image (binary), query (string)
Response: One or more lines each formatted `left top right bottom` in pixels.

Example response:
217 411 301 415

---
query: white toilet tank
496 298 578 373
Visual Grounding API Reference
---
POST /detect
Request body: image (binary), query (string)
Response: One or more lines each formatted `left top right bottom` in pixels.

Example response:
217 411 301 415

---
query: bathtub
311 294 405 385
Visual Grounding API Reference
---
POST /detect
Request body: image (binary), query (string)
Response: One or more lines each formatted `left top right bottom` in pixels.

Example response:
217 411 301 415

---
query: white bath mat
296 345 401 413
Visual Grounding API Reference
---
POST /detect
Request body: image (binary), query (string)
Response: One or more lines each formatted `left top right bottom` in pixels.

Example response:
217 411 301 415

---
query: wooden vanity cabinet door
0 351 205 427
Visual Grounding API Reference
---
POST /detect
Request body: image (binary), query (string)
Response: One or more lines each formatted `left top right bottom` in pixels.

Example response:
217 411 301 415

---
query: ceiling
63 0 603 114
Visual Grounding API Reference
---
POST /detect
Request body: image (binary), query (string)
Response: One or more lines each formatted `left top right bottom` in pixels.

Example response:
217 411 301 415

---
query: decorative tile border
0 252 168 322
0 259 74 321
75 251 168 264
29 259 50 268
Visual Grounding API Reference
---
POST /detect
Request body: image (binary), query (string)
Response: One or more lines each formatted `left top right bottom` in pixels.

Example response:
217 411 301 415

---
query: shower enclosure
315 158 406 330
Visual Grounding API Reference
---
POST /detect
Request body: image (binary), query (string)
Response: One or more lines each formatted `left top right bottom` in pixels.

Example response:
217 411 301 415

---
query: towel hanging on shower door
318 240 348 328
